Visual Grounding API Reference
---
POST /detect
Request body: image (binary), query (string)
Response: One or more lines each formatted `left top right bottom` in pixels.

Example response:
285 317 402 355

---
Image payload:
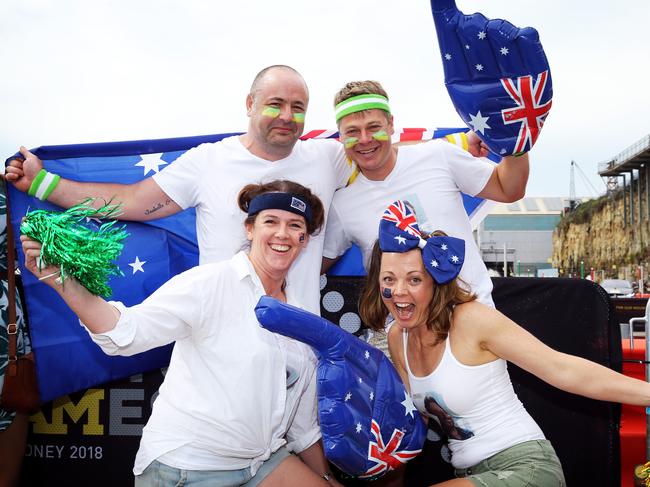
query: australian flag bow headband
379 200 464 285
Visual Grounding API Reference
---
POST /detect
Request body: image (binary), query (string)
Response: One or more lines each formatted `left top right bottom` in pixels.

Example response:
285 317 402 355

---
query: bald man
5 65 351 314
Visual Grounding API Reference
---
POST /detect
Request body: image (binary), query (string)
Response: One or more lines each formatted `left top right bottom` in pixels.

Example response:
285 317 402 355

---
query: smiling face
379 250 434 329
338 109 396 181
246 209 309 279
246 68 308 157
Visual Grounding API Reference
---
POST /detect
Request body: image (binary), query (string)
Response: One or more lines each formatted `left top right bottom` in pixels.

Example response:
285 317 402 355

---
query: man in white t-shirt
5 67 477 312
322 81 530 306
5 65 351 314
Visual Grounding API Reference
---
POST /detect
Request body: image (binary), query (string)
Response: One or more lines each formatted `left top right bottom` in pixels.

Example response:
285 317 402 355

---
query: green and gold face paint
372 130 390 141
292 112 305 124
261 106 304 123
343 130 388 149
262 106 281 118
344 137 359 149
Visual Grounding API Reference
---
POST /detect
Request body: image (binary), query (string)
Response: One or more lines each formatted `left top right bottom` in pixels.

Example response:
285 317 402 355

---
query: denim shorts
134 446 292 487
454 440 566 487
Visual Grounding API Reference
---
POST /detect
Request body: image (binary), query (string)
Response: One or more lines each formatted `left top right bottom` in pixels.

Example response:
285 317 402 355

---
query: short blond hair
334 80 389 106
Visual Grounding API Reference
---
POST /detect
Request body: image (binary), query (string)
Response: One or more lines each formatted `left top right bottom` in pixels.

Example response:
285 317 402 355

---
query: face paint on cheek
299 233 305 243
261 106 280 118
382 287 392 299
292 112 305 123
372 130 390 142
344 137 359 149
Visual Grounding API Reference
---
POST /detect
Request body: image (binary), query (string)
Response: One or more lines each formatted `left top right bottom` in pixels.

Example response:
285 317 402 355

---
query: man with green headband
5 68 476 315
322 80 530 307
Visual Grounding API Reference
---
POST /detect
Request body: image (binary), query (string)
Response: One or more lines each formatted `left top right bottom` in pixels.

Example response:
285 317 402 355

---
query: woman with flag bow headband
21 180 342 487
359 200 650 487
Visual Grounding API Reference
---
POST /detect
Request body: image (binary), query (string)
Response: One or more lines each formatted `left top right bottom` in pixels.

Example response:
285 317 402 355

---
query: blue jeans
134 446 291 487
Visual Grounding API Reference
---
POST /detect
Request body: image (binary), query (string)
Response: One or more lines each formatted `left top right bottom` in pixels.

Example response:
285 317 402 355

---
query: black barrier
490 278 621 487
18 277 621 486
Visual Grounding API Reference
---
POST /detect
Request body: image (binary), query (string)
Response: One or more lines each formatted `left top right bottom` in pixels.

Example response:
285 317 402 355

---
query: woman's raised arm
21 235 121 334
459 301 650 406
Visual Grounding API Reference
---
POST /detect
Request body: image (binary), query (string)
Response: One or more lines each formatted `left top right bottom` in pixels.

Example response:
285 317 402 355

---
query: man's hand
466 131 489 158
4 147 43 193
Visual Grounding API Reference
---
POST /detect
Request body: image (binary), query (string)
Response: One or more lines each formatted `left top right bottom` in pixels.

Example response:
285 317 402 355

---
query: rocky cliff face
552 190 650 276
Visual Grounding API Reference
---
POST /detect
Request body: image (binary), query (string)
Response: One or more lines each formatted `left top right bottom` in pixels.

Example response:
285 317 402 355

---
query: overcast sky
2 0 649 197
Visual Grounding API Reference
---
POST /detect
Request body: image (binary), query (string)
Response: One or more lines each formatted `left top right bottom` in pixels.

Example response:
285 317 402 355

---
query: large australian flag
6 133 239 402
5 127 488 403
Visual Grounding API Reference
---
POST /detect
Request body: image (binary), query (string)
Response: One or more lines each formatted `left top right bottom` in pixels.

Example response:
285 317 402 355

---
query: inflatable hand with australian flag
255 296 426 479
430 0 552 156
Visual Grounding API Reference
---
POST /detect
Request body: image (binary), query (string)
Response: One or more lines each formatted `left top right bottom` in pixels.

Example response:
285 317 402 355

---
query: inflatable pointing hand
255 296 426 479
430 0 552 155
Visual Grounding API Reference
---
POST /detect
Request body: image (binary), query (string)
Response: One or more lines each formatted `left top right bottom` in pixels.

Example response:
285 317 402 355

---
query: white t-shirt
153 136 350 314
405 330 544 468
87 252 320 476
323 140 495 306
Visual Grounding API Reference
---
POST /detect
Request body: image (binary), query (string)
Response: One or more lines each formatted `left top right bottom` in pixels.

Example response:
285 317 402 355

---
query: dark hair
359 233 475 343
237 180 325 235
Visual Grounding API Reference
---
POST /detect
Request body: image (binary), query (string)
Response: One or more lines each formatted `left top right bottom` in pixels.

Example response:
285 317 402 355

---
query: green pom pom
20 200 129 297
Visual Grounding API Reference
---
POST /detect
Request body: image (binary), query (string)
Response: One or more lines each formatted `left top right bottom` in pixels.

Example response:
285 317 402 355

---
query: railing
598 134 650 173
625 299 650 459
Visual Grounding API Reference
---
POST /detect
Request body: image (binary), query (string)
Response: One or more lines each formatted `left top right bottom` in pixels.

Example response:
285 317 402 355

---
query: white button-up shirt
87 251 320 475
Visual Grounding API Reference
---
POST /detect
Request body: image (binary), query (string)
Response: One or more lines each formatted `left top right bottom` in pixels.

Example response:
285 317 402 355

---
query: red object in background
622 339 647 487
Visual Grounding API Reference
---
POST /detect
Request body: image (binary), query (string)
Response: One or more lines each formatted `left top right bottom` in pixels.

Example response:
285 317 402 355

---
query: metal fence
598 134 650 173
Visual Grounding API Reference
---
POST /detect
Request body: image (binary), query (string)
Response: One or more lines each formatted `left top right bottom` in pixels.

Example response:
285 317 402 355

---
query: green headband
334 94 391 122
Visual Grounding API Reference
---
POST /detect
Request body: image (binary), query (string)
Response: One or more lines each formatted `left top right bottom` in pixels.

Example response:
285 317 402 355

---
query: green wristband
28 169 47 197
40 173 61 200
28 169 61 200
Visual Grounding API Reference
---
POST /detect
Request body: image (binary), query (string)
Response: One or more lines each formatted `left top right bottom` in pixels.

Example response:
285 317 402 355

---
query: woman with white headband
21 179 341 487
359 200 650 487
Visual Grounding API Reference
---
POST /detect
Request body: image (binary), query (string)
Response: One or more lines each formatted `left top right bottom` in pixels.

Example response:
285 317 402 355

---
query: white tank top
403 329 544 468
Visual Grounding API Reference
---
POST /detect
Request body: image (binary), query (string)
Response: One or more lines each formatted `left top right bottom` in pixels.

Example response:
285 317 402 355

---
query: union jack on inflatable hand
255 296 426 479
430 0 552 155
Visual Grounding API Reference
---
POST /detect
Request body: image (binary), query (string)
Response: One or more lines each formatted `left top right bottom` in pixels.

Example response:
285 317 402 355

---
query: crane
569 160 577 211
569 160 602 212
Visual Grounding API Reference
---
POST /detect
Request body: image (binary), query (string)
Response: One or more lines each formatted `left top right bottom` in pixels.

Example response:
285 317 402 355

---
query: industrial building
477 197 573 277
